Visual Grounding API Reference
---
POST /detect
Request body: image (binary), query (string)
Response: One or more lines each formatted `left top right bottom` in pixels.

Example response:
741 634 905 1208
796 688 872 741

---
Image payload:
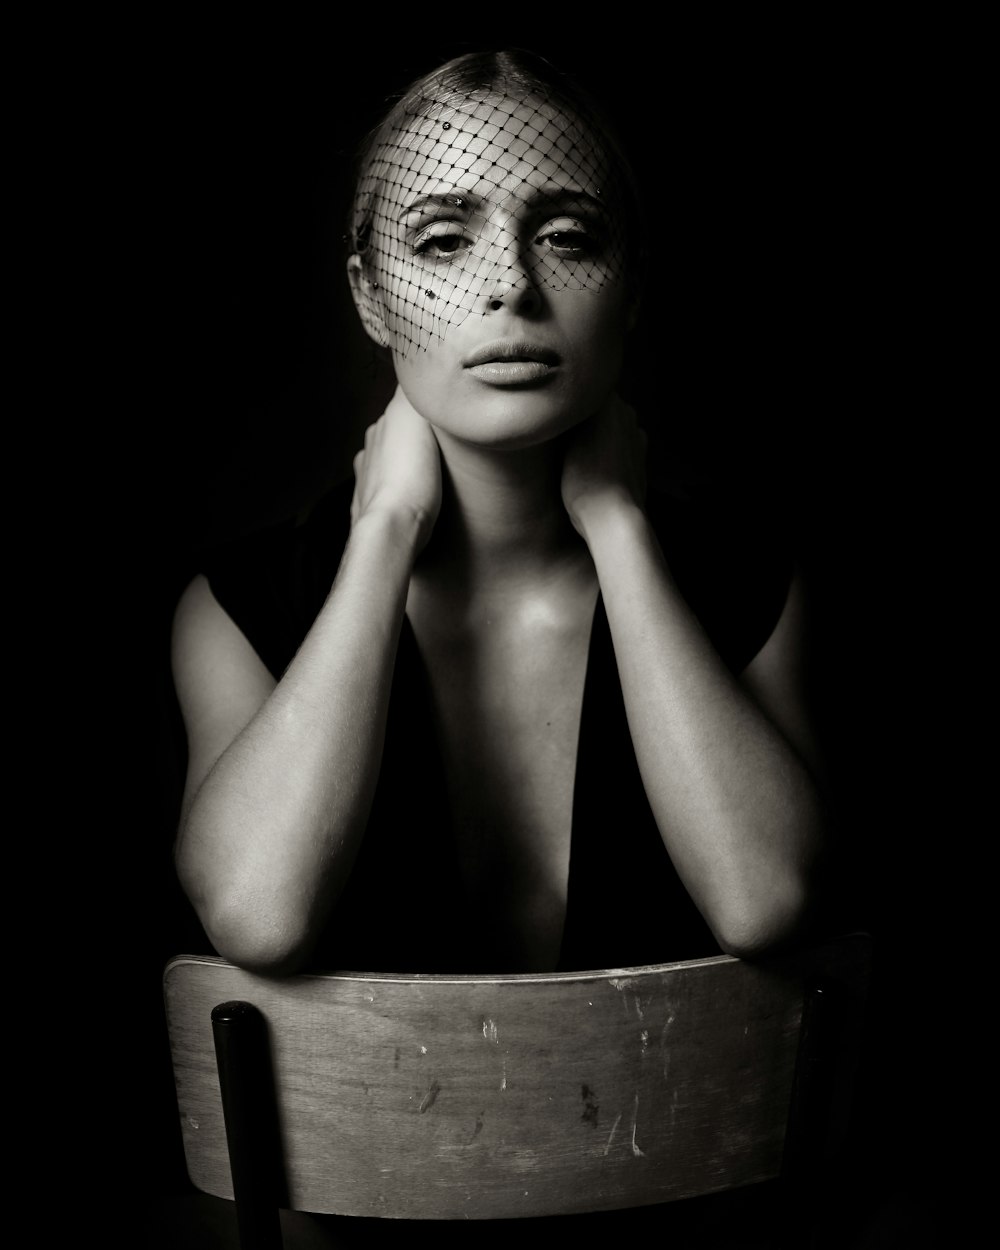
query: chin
412 362 616 443
432 390 595 452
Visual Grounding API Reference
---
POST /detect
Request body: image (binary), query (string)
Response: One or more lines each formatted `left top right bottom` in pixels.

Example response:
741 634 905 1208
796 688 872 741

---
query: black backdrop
128 25 956 1244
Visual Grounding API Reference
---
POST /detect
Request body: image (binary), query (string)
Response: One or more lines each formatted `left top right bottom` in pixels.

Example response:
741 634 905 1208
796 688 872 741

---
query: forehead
372 92 610 209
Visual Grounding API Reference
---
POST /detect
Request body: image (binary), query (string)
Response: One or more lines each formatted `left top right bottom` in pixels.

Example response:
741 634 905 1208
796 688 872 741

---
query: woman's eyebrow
398 186 606 225
526 187 605 216
398 192 478 223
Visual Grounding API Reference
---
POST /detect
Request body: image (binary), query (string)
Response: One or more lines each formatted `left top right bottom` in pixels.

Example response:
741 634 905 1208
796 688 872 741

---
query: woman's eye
536 219 599 258
545 231 590 255
412 225 472 259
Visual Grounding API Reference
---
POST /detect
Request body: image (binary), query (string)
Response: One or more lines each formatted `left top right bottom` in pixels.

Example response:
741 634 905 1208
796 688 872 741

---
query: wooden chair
162 933 871 1249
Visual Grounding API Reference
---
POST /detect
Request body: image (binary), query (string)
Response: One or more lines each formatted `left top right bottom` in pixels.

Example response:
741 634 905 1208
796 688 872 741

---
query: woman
171 48 828 981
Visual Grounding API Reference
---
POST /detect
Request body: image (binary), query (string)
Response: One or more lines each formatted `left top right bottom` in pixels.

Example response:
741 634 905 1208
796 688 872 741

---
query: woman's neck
419 428 590 590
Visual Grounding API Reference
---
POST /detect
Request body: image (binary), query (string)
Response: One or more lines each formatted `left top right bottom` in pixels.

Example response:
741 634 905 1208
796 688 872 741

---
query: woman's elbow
715 808 829 958
175 854 316 976
200 898 316 976
710 873 812 960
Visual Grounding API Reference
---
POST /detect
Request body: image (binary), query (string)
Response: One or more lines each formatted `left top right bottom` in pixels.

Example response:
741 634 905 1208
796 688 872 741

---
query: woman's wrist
352 502 433 561
572 491 648 554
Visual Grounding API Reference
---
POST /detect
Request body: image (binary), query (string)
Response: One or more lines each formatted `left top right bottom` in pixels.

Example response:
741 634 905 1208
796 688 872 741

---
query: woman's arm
172 389 441 973
561 401 828 957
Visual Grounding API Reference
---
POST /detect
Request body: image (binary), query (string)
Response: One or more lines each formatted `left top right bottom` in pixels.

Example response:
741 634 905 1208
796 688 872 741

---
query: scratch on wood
394 1048 400 1070
419 1080 442 1113
500 1057 508 1092
640 1029 649 1054
609 980 635 1019
630 1093 646 1157
661 1010 677 1080
365 991 375 1003
603 1112 623 1155
609 979 654 1021
482 1017 500 1045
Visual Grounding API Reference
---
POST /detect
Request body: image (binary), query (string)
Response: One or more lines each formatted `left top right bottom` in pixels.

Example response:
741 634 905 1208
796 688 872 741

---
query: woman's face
352 92 635 450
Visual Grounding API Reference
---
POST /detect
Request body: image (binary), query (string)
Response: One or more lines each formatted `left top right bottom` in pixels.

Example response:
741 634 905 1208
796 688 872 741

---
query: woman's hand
560 393 647 541
351 385 442 552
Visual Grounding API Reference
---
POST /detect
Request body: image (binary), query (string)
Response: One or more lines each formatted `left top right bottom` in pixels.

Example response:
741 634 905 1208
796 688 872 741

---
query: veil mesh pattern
351 69 630 356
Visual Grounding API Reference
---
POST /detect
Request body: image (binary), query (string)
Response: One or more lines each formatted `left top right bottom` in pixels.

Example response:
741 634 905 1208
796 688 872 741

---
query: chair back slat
163 936 870 1219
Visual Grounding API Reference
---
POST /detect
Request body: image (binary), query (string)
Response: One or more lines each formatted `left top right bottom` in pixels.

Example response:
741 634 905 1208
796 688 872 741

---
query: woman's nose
486 275 541 314
479 229 541 315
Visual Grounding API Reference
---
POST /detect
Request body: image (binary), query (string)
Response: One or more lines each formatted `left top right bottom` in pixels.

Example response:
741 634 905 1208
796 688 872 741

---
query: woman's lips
463 341 560 385
465 359 556 384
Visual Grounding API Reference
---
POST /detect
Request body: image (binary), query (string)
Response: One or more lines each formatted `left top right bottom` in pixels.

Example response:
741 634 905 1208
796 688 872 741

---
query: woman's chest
405 589 597 968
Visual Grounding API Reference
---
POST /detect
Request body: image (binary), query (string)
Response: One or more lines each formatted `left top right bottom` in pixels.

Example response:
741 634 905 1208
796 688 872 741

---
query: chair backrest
163 934 870 1221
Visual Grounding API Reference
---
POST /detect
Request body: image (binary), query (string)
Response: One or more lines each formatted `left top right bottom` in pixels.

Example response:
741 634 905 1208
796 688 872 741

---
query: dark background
122 22 959 1244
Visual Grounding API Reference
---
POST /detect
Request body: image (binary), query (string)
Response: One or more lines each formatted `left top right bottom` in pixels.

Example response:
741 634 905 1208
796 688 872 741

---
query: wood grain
163 936 870 1219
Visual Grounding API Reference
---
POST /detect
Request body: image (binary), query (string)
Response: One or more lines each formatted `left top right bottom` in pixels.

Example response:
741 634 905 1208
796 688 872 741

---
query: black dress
203 481 793 975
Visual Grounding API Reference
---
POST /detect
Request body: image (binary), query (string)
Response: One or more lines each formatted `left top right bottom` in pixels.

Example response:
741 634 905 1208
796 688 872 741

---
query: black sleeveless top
204 482 793 975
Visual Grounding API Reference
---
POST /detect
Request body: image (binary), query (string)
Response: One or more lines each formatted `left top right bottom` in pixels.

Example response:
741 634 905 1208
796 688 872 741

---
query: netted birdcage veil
350 51 637 357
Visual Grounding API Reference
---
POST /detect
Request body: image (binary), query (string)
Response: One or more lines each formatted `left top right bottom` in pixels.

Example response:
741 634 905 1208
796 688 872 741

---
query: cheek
379 278 445 357
389 347 451 419
375 246 483 358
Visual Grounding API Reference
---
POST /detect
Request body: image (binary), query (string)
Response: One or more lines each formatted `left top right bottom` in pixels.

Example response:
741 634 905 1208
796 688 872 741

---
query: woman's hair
348 48 645 352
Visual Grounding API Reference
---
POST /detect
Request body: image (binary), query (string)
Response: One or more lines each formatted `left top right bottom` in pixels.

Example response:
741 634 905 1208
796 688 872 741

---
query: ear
347 254 390 348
